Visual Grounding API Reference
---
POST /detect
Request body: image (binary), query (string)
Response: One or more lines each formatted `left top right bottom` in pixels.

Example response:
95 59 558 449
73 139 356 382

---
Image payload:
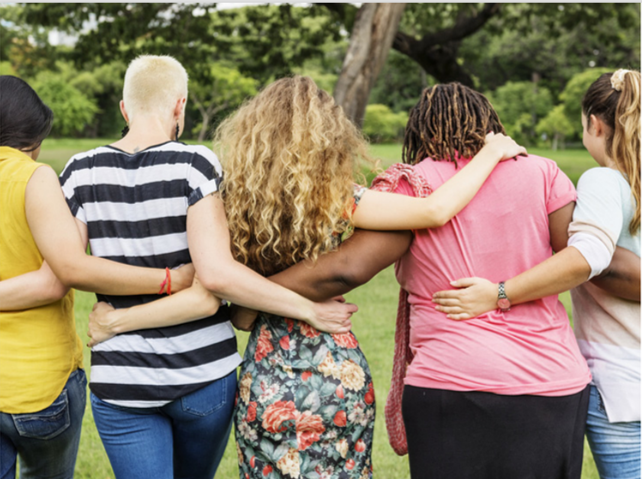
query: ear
589 114 606 137
173 97 186 120
120 100 130 124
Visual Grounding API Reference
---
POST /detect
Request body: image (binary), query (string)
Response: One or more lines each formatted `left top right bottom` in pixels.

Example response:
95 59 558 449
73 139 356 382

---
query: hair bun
611 69 630 91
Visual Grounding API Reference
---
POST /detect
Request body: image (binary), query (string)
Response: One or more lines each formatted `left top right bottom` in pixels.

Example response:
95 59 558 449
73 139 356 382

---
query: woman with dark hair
433 70 641 479
0 75 194 479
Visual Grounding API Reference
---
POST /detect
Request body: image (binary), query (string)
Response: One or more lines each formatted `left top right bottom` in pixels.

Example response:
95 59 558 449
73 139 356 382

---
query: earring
121 125 129 138
175 123 180 141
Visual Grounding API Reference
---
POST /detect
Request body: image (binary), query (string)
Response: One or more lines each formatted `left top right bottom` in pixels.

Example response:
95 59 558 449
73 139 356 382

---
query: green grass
36 141 598 478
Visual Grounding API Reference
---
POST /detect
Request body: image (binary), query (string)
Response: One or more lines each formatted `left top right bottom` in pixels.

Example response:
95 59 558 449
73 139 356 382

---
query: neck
112 114 176 154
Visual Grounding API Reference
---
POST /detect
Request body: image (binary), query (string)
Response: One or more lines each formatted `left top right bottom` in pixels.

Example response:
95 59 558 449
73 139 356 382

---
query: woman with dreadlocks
433 70 641 479
257 81 639 478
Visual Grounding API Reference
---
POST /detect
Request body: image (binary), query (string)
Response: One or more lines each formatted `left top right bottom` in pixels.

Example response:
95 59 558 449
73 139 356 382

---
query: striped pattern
60 141 241 407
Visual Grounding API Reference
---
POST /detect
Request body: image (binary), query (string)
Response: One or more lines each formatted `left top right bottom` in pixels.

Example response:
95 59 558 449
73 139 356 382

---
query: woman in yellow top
0 76 194 479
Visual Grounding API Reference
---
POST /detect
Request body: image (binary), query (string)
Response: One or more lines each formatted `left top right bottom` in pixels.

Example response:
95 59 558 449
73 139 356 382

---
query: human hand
232 306 259 332
483 132 527 162
171 263 195 293
88 302 117 347
432 277 498 320
308 299 357 334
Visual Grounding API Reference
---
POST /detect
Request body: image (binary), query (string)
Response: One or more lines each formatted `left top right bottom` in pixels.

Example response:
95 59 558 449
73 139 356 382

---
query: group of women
0 54 638 479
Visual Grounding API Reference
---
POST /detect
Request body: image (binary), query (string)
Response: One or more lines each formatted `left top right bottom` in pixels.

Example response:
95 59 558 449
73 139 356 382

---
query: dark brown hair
402 82 505 167
0 76 53 151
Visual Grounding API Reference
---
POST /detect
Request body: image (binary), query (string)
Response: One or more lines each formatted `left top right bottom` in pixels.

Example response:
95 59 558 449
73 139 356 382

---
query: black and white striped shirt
60 141 241 407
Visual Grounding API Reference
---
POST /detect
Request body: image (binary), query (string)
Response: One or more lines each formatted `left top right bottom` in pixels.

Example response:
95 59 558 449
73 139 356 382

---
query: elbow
337 268 373 292
198 273 230 299
197 289 221 317
425 204 449 228
56 263 84 289
45 281 70 303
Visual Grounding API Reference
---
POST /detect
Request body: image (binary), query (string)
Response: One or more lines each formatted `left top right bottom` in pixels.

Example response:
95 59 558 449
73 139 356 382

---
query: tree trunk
197 113 211 142
333 3 406 128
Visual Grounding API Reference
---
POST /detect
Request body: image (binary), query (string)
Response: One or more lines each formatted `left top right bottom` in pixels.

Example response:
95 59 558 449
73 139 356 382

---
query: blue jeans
0 369 87 479
90 371 236 479
586 385 641 479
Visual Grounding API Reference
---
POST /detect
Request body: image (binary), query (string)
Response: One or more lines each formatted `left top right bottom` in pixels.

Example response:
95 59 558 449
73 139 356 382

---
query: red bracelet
158 267 171 295
166 267 172 296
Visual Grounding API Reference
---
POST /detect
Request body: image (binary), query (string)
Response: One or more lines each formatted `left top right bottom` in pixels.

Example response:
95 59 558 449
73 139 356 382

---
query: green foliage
370 50 425 114
31 65 99 136
362 104 408 144
536 105 575 149
0 61 17 76
560 68 613 134
487 81 554 145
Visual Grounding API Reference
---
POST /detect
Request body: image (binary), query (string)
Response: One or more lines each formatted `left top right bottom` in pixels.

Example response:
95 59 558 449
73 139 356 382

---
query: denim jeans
0 369 87 479
586 384 641 479
90 370 236 479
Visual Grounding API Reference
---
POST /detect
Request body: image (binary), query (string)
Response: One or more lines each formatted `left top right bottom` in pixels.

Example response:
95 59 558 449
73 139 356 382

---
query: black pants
402 385 590 479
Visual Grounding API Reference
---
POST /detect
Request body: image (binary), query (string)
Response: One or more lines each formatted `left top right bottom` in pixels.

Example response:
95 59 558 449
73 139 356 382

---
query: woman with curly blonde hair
87 75 525 478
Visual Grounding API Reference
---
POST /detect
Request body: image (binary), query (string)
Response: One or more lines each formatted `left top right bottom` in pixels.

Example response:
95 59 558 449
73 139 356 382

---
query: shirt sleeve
58 156 87 224
187 146 224 206
567 167 625 259
545 160 577 214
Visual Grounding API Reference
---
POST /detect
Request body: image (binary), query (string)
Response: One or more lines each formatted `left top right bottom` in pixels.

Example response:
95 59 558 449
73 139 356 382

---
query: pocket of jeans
13 390 71 440
181 375 230 417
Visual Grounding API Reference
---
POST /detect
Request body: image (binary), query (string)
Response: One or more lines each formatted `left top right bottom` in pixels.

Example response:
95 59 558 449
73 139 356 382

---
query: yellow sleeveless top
0 146 83 414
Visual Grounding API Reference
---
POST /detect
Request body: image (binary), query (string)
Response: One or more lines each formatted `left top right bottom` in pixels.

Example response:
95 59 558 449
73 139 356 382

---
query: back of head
0 75 53 151
123 55 188 120
582 70 641 234
217 75 369 275
402 82 505 167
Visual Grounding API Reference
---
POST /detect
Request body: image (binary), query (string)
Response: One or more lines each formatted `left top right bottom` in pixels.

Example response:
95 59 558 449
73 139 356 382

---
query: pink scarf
370 163 433 456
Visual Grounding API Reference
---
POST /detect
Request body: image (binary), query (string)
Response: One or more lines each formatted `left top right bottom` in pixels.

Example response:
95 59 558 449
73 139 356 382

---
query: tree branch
421 3 501 46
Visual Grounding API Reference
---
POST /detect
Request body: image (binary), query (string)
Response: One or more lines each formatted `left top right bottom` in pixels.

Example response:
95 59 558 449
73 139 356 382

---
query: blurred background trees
1 3 638 148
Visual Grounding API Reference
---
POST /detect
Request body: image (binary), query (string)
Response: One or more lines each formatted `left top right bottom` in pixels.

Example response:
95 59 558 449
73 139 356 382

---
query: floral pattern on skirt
235 314 375 479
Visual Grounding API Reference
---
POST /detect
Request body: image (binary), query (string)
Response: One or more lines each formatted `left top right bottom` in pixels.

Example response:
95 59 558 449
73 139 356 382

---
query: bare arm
187 193 356 333
0 262 69 311
87 276 220 347
353 133 527 230
591 247 640 301
432 202 592 319
269 229 413 301
23 165 192 295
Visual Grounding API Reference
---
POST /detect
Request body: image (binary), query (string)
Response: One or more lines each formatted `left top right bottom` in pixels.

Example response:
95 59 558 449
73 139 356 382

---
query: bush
560 67 612 135
362 104 408 144
486 81 553 145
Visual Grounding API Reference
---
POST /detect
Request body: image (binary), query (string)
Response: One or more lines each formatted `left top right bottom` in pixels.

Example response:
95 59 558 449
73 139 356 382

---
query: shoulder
60 146 113 179
158 142 222 175
578 167 628 191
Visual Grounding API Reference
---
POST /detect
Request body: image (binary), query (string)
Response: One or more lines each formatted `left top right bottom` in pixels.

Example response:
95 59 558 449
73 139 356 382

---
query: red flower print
263 465 273 476
285 318 294 332
302 371 312 381
279 335 290 350
247 402 257 422
299 322 321 338
333 410 347 427
246 474 250 479
346 458 355 470
262 400 298 433
250 456 256 468
332 332 358 349
364 382 375 405
336 385 344 399
355 438 366 453
255 325 274 362
296 411 326 450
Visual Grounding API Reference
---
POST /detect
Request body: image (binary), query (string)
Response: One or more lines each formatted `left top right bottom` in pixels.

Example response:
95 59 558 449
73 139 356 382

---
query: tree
536 105 575 150
362 104 408 144
487 81 554 145
332 3 406 127
560 68 613 135
190 65 258 141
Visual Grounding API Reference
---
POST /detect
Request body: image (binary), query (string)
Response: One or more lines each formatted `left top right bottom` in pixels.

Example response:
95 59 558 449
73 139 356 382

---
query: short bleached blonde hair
123 55 188 119
217 76 373 276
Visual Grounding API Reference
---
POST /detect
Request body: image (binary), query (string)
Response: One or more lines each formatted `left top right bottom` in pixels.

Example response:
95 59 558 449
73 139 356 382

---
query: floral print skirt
235 314 375 479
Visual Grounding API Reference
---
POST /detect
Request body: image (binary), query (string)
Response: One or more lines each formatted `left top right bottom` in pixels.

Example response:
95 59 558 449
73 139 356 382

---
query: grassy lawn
38 141 598 478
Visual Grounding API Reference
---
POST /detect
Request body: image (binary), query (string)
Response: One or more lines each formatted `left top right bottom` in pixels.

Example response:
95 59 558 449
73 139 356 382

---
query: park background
2 3 640 478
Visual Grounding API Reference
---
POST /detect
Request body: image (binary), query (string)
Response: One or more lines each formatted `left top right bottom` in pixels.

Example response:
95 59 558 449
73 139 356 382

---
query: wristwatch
497 282 511 311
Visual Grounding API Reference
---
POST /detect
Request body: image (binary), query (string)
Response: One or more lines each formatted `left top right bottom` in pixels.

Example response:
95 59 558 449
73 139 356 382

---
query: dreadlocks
402 83 505 167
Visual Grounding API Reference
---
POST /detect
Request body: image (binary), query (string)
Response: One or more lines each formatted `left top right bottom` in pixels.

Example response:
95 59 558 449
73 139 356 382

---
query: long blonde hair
582 70 641 235
216 76 371 275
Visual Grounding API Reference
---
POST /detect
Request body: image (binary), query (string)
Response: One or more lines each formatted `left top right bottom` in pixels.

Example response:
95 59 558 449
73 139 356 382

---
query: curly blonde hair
216 76 372 276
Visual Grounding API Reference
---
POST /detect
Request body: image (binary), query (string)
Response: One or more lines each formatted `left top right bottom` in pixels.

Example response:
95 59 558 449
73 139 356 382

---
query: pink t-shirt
394 154 592 396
